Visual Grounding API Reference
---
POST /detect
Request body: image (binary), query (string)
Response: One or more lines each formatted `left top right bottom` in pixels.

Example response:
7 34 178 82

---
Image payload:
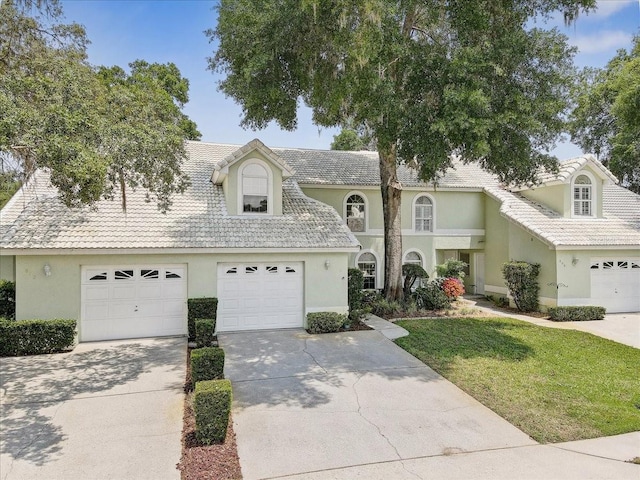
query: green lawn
395 317 640 443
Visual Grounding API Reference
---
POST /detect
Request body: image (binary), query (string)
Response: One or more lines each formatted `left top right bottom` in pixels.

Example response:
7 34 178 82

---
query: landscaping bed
395 316 640 443
178 348 242 480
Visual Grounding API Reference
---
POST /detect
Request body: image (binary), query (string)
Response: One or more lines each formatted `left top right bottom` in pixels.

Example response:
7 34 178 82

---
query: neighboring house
1 139 638 342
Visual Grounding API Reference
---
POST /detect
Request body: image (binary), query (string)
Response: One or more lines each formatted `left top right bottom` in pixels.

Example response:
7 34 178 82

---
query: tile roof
0 142 359 251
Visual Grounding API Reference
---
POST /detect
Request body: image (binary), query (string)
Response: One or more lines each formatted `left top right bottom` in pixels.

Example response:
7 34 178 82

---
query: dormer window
241 162 270 214
573 174 593 217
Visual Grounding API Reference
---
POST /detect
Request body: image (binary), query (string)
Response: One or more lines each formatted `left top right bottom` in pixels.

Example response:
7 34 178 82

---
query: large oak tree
209 0 594 300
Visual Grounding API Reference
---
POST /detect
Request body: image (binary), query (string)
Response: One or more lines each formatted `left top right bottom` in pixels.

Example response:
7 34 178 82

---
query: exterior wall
556 249 640 306
483 196 510 296
226 151 284 215
14 252 349 324
0 255 15 282
520 184 566 215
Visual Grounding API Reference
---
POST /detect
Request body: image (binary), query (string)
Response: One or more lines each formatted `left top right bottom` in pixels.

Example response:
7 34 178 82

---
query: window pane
243 195 268 212
115 270 134 280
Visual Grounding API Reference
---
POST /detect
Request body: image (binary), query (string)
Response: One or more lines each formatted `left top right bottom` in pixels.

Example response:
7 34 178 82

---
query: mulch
177 348 243 480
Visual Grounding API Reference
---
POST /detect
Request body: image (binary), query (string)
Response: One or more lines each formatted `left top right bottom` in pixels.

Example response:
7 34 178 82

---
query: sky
59 0 640 159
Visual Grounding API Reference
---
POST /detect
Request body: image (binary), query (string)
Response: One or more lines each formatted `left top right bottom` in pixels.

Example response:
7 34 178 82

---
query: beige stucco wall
483 196 510 296
226 151 284 215
520 184 565 215
14 252 349 323
0 254 15 282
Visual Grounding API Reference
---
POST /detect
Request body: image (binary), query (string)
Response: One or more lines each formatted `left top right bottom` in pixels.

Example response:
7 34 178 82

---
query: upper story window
414 194 434 232
346 193 366 232
242 163 269 214
573 174 593 217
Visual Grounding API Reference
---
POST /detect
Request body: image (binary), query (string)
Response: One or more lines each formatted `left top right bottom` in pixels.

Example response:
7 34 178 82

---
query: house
1 139 638 342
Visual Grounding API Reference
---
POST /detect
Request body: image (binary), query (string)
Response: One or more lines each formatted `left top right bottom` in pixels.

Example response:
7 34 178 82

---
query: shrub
413 283 451 310
441 277 465 298
194 379 232 445
0 280 15 320
548 306 606 322
0 318 76 356
195 318 216 347
307 312 347 334
188 298 218 341
191 347 225 383
402 263 429 295
436 259 467 279
347 268 364 320
502 261 540 312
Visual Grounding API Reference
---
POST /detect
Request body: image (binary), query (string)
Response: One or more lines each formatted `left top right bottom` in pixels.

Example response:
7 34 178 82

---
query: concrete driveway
0 337 186 480
220 329 639 480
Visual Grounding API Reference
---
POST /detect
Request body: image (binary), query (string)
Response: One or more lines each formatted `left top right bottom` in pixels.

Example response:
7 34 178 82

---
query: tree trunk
378 144 403 301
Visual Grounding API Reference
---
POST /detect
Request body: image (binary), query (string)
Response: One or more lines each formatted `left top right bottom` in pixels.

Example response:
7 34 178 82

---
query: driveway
220 329 639 480
0 337 186 480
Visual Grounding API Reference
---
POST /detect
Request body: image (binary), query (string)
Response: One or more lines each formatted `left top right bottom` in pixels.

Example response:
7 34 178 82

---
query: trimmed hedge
0 280 15 319
194 379 232 445
414 283 451 310
0 318 76 356
347 268 364 320
502 261 540 312
188 298 218 341
307 312 346 334
191 346 225 383
195 318 216 347
548 306 606 322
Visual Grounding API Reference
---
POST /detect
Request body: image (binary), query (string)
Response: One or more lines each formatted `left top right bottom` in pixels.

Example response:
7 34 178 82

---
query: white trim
555 245 639 251
355 249 380 289
238 158 273 216
412 193 436 233
403 248 426 268
343 191 369 233
484 284 508 295
352 228 485 237
297 183 485 193
570 170 596 219
2 247 361 255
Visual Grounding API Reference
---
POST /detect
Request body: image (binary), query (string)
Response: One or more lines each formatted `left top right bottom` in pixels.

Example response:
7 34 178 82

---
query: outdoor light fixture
324 260 330 270
43 264 51 277
572 257 579 266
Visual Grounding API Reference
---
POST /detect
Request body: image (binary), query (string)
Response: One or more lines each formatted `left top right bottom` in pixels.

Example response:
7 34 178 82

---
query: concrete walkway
0 337 186 480
462 296 640 349
220 329 639 480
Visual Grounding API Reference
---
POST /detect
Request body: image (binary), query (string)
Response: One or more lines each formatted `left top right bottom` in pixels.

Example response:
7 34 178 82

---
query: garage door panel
112 285 136 300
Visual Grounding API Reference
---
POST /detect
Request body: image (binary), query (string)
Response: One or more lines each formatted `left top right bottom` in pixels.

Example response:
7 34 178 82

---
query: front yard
395 316 640 443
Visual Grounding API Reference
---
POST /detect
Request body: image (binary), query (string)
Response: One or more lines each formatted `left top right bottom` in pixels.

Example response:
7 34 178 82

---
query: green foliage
194 379 232 445
413 283 452 311
570 36 640 193
502 261 540 312
436 259 467 280
0 280 16 319
307 312 347 334
548 306 606 321
0 1 198 211
195 318 216 347
0 170 21 208
191 347 225 384
396 316 640 442
331 129 366 151
347 268 364 321
0 318 76 356
188 298 218 341
402 263 429 295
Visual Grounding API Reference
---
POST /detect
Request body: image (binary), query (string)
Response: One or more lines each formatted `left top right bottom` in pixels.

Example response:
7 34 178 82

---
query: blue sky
61 0 639 158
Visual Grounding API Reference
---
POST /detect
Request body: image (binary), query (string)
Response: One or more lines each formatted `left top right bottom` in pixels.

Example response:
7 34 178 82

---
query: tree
570 36 640 193
0 0 197 212
331 129 366 151
209 0 594 300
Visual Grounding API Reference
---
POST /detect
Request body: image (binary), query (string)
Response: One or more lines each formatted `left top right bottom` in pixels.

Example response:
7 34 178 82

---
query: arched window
242 163 269 213
357 252 377 289
573 174 592 216
346 193 366 232
414 195 433 232
403 251 424 289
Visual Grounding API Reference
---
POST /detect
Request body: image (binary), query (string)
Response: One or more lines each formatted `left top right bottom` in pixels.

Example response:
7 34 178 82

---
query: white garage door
81 265 187 341
217 263 304 331
590 259 640 313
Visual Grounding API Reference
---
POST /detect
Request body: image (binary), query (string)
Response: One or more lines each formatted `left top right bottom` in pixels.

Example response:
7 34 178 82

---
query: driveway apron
0 337 186 480
220 330 538 479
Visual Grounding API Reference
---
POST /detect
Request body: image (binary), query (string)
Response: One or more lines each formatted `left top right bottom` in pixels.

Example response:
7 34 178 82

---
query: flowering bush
441 277 465 298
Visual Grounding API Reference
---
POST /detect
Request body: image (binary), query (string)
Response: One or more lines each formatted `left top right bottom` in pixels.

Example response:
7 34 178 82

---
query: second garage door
590 258 640 313
217 263 304 331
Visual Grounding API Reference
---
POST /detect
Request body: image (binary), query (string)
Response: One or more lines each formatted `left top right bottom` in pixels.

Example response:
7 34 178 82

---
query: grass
395 317 640 443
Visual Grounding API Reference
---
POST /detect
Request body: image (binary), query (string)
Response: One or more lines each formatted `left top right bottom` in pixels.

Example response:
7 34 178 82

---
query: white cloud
571 29 633 53
588 0 637 19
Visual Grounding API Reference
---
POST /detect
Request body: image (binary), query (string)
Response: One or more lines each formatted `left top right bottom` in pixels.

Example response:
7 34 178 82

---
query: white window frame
238 159 273 215
571 171 596 218
355 250 379 289
344 191 368 233
412 193 435 232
